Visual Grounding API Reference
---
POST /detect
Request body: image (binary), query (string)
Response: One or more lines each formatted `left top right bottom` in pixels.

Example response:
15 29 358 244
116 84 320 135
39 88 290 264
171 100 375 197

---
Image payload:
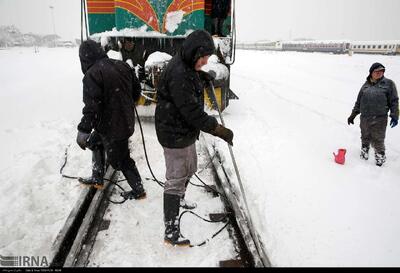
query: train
82 0 238 112
350 41 400 55
237 40 400 55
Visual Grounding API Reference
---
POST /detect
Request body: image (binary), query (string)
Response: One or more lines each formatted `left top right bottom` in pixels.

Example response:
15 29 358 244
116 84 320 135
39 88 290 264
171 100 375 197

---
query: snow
0 47 237 266
92 27 168 39
213 37 232 63
144 51 172 70
218 50 400 266
202 55 229 80
100 35 111 49
165 11 185 33
1 46 400 267
87 123 237 266
0 47 90 258
106 49 122 61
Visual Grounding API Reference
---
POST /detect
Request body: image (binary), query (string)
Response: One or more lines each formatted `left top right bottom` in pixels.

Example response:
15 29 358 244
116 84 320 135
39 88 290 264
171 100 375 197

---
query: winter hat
181 30 215 67
79 39 108 74
369 62 385 74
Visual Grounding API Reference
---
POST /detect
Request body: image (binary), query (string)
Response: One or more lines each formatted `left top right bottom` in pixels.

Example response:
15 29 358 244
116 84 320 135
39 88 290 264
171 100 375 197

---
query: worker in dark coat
155 30 234 246
119 37 146 81
76 39 146 200
347 62 399 166
211 0 230 37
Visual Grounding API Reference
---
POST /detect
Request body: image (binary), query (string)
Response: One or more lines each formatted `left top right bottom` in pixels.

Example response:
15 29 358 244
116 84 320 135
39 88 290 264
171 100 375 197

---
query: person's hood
366 62 385 82
180 30 215 68
79 39 108 74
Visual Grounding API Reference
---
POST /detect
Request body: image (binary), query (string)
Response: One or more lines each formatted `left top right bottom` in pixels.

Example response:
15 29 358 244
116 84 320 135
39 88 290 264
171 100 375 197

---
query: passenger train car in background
281 40 350 54
83 0 238 111
237 39 400 55
350 41 400 55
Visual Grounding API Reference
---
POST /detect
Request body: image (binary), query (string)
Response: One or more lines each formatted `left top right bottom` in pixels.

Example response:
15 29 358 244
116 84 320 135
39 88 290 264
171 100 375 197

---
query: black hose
178 210 230 247
133 104 165 188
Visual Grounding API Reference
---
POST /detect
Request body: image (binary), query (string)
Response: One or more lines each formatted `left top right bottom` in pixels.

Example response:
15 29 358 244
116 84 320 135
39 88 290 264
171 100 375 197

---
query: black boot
121 165 146 200
79 148 105 189
164 193 190 246
375 152 386 167
360 144 369 160
180 180 197 210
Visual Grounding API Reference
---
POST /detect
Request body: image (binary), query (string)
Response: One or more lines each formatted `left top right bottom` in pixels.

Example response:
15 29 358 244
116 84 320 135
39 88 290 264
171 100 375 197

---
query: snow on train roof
91 26 190 39
252 40 400 46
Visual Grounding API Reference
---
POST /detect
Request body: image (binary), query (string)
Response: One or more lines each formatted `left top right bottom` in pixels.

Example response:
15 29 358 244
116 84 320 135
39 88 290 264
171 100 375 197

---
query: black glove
390 118 398 128
210 124 234 146
347 113 357 125
76 131 91 150
198 70 216 82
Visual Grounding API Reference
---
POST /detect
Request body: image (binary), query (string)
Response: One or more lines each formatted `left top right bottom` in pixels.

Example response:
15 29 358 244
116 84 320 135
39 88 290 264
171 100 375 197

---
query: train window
378 45 381 49
372 45 376 49
367 45 371 49
384 45 387 49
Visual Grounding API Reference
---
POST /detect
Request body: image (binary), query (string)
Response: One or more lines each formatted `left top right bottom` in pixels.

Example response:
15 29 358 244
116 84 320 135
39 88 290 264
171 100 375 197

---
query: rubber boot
120 165 146 200
180 180 197 210
375 152 386 167
360 145 369 160
164 193 190 246
79 148 105 189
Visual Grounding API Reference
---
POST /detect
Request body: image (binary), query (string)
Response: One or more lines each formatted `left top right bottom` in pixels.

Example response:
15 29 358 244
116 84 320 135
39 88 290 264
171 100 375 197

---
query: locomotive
82 0 238 111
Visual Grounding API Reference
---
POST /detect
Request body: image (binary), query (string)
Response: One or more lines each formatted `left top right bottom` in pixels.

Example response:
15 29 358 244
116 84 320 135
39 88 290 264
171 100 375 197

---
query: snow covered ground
0 47 88 258
0 47 399 267
221 50 400 266
87 124 237 267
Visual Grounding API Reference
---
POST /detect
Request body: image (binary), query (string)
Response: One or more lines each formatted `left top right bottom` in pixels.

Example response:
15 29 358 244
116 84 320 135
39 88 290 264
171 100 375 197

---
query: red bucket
333 148 346 165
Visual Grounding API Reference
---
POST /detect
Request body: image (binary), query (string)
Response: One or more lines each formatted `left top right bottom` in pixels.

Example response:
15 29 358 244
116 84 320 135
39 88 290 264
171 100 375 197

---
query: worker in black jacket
155 30 234 246
348 62 399 166
211 0 230 37
76 39 146 200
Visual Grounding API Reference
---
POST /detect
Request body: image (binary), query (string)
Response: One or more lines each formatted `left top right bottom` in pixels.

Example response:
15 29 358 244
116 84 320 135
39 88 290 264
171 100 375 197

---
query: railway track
49 125 270 267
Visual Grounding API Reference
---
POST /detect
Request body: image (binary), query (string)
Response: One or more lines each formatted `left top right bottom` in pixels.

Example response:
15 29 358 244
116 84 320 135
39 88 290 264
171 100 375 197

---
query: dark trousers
360 116 388 154
211 18 225 36
87 131 138 174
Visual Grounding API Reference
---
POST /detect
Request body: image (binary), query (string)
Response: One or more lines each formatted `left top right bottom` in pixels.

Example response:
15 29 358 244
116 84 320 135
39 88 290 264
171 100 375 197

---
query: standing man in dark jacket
347 62 399 166
155 30 234 246
211 0 230 37
76 39 146 200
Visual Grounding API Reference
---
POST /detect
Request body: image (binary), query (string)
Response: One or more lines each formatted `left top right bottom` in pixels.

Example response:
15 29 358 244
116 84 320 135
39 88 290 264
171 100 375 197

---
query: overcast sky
0 0 399 42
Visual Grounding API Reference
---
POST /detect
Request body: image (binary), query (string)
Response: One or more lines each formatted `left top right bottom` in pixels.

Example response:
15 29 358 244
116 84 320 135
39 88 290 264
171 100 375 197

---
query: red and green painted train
82 0 237 111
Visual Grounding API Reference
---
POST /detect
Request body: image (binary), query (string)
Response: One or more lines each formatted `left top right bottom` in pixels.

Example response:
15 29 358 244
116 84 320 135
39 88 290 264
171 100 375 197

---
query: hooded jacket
351 74 399 120
78 40 141 140
155 30 218 148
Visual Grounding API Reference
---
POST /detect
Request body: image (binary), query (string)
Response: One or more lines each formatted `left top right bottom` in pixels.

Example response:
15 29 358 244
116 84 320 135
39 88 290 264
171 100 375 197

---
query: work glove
390 118 398 128
76 131 91 150
347 113 357 125
210 124 234 146
199 70 216 82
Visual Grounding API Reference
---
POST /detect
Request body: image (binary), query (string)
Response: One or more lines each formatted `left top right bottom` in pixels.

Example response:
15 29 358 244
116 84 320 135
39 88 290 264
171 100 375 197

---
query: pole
49 6 56 46
207 80 269 266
